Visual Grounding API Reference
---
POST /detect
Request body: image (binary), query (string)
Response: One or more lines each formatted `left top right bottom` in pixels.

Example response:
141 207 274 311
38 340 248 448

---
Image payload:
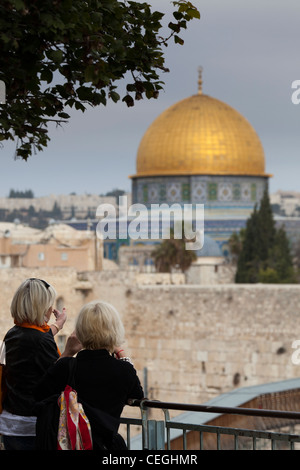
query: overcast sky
1 0 299 198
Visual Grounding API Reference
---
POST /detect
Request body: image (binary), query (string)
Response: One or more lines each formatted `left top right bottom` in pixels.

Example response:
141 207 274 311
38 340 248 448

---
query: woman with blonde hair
35 300 144 450
0 278 80 450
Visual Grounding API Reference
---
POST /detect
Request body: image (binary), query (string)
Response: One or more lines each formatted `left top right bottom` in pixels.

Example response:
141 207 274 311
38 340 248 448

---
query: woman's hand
114 347 126 359
50 307 67 336
60 331 83 358
53 307 67 330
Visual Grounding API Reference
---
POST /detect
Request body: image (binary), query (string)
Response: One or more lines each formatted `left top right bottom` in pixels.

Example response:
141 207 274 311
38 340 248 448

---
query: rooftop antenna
198 66 203 95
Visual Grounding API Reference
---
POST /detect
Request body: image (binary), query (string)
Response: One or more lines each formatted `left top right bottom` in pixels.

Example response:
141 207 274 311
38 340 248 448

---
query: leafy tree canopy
151 226 197 273
0 0 200 160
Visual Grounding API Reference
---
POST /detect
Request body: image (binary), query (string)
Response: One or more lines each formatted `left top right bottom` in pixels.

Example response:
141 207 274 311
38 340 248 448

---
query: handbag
57 383 93 450
56 358 93 450
35 357 92 450
36 358 93 450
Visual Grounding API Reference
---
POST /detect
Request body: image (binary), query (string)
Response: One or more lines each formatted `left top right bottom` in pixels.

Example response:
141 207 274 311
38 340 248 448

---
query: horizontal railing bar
119 416 300 442
119 412 300 450
127 398 300 421
166 421 300 442
120 417 142 426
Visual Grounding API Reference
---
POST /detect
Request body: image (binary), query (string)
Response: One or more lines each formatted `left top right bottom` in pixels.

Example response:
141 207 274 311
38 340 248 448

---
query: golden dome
132 92 268 178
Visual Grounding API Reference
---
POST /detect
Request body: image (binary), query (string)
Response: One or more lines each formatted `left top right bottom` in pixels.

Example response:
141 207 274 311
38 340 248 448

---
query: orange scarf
15 321 61 355
14 321 50 333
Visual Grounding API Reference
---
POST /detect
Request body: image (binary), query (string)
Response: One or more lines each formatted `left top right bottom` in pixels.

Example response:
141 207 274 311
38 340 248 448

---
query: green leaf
57 112 70 119
173 11 184 20
122 95 134 107
74 101 86 111
109 91 120 103
76 86 93 100
174 35 184 45
40 69 53 84
46 49 64 63
168 22 180 33
186 7 201 19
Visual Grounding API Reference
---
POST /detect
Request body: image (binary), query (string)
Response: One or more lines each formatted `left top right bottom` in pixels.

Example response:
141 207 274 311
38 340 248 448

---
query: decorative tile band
132 175 268 207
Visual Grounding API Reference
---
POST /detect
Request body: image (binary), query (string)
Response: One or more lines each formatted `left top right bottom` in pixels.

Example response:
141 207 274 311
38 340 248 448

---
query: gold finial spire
198 66 203 95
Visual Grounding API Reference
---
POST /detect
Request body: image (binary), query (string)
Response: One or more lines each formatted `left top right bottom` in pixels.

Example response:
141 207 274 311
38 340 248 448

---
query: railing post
147 420 165 450
133 398 169 450
140 399 149 450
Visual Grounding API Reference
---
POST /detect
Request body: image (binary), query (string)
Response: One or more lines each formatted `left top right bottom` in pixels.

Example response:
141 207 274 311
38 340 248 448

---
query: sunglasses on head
28 278 50 289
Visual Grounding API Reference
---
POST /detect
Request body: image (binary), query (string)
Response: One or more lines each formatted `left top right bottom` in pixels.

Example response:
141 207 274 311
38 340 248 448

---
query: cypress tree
256 189 276 264
235 206 261 283
235 189 296 283
268 226 296 283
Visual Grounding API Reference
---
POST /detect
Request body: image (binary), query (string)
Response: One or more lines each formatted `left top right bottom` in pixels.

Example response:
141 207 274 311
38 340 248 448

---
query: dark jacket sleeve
124 362 144 401
34 357 74 401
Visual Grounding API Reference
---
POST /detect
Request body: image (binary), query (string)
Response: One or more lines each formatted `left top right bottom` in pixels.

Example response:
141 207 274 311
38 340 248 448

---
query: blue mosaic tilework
132 175 268 210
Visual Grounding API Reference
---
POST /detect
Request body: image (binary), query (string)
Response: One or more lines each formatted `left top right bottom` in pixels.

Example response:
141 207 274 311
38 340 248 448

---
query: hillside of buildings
0 189 299 227
270 190 300 217
0 189 129 229
0 189 299 286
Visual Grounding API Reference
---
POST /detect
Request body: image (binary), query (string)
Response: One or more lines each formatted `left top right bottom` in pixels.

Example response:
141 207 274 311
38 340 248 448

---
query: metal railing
120 398 300 450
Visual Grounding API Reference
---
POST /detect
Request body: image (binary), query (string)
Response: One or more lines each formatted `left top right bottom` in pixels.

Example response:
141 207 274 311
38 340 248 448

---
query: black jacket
3 325 59 416
35 350 144 418
34 349 144 449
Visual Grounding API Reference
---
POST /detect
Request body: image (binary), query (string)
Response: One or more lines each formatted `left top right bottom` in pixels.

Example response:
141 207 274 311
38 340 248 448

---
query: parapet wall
1 268 300 408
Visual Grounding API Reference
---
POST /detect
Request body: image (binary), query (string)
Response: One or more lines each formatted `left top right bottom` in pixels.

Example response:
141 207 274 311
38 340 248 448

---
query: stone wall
1 268 300 413
119 283 300 406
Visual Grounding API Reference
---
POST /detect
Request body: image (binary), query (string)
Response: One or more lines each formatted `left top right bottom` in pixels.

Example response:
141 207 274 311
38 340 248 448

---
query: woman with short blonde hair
10 278 57 326
35 299 144 450
75 300 125 352
0 277 79 451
